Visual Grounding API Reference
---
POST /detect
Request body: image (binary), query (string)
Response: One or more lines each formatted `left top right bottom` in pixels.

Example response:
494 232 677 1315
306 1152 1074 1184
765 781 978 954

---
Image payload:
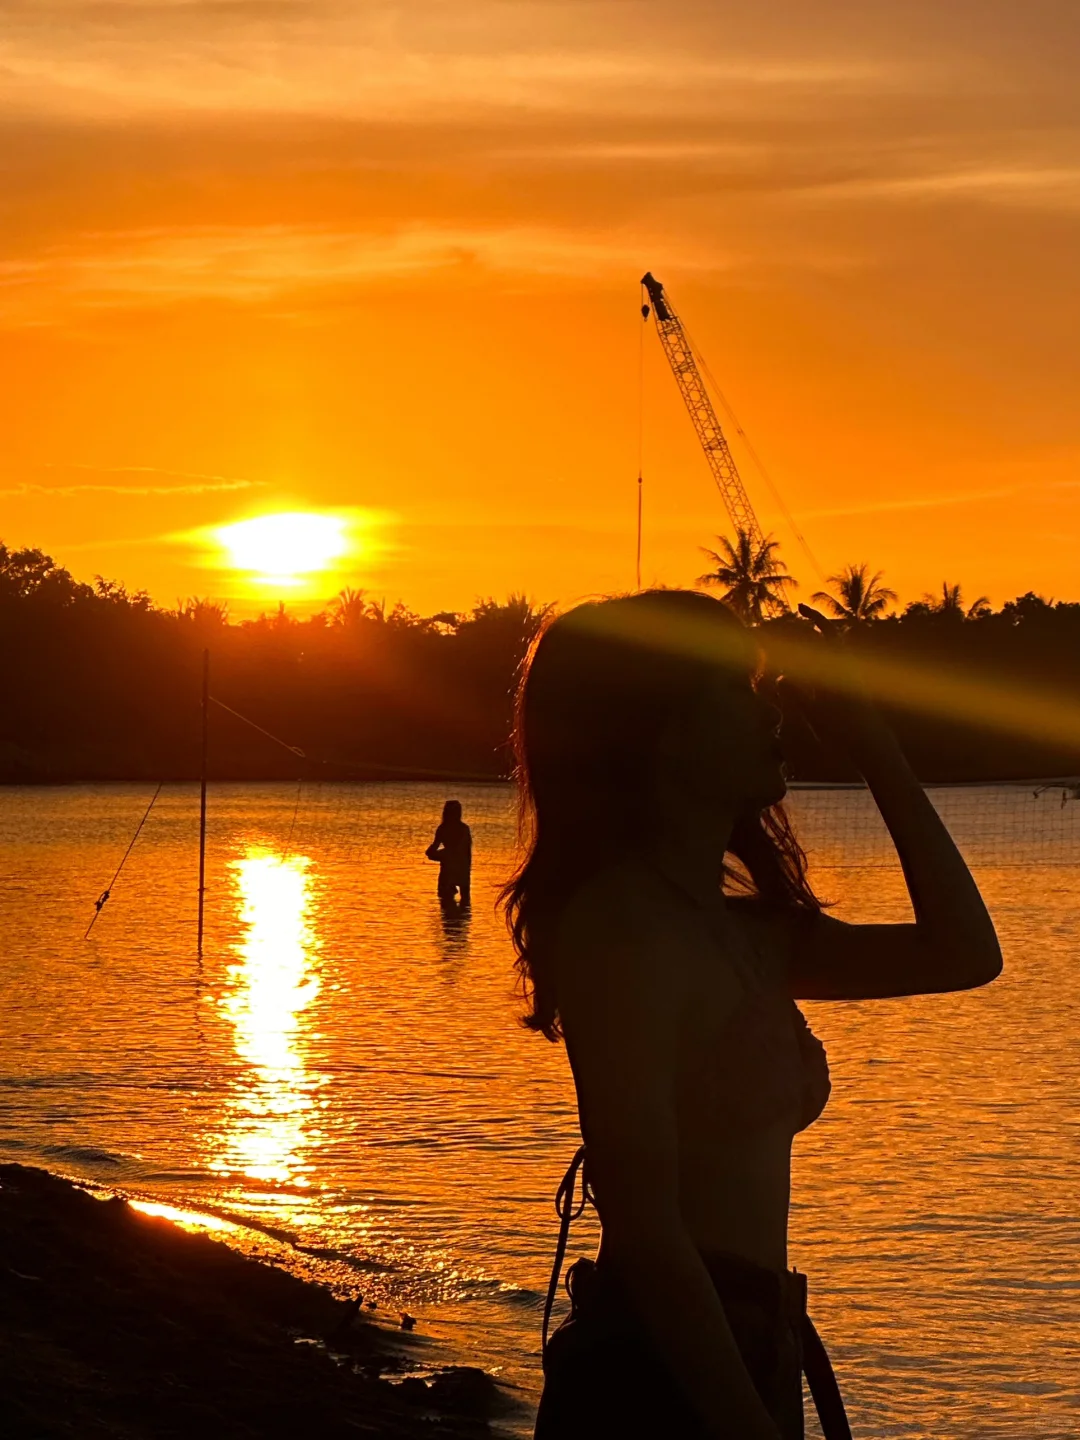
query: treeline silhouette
2 542 1079 783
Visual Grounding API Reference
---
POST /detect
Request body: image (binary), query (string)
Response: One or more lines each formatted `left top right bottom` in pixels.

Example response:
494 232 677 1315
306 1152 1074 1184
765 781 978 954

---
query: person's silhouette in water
426 800 472 908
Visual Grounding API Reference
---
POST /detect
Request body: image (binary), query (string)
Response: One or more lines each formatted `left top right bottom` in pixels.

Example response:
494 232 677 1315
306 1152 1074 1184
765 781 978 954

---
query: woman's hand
779 607 1002 999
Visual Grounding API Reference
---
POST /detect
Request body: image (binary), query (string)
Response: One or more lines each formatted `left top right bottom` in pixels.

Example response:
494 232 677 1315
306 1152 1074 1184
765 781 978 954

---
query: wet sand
0 1164 497 1438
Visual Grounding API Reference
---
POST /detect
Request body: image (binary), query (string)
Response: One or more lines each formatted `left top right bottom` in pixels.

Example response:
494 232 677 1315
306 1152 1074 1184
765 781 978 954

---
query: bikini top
657 872 831 1142
681 981 831 1139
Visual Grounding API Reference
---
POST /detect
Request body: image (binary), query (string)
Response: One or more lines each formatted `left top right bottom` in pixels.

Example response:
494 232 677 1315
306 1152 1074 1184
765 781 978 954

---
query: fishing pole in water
84 783 164 939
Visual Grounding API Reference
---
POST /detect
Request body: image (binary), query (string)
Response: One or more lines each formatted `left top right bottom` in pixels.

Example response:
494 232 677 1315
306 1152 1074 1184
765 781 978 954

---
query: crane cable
679 318 828 585
636 280 647 590
84 783 164 939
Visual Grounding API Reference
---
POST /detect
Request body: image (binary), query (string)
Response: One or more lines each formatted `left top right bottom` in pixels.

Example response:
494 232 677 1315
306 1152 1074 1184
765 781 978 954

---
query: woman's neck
651 791 735 908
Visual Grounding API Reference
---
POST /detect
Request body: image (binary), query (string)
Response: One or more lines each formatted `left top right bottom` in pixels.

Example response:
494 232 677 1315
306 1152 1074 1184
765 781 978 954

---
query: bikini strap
800 1309 853 1440
541 1145 593 1353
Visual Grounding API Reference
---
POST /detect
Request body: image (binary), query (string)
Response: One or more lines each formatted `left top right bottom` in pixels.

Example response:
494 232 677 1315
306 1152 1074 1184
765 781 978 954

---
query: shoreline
2 772 1077 789
0 1163 502 1438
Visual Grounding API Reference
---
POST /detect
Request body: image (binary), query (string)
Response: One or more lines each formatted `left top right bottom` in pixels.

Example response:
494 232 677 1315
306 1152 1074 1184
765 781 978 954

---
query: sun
213 512 352 587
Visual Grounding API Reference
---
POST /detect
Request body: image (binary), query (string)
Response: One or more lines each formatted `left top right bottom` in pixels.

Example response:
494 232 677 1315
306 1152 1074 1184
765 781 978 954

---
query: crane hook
641 304 650 321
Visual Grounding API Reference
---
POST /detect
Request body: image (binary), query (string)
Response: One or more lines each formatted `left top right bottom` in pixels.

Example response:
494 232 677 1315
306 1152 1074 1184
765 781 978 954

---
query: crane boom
641 271 765 549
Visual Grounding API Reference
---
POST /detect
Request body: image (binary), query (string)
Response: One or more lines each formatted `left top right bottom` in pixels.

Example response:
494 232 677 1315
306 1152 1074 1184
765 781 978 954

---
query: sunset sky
3 1 1078 616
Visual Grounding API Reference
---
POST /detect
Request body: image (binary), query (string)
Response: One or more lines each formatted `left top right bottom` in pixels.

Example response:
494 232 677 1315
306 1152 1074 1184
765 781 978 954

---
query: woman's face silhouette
656 666 786 816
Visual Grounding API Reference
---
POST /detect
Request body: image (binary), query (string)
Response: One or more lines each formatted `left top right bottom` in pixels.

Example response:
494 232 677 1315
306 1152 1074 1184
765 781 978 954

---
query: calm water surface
1 782 1078 1437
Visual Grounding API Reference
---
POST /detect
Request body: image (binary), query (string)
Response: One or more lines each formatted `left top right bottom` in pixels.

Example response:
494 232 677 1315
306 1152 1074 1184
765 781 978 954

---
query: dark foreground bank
0 1165 498 1439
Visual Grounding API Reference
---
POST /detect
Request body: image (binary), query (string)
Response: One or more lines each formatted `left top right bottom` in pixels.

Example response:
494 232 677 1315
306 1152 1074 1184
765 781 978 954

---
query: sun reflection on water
215 849 323 1195
129 1199 233 1233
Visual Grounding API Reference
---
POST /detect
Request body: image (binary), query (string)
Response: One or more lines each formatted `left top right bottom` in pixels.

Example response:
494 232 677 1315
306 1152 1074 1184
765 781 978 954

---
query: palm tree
456 594 554 651
923 582 990 620
177 596 229 627
811 563 897 625
330 586 369 629
697 529 795 624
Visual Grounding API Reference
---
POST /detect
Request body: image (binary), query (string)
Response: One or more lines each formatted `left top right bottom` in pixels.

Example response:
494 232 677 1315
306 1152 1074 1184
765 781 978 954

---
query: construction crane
640 268 768 553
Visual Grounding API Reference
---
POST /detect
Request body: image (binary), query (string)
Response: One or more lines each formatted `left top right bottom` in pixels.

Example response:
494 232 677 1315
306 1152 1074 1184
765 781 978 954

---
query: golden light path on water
213 849 323 1195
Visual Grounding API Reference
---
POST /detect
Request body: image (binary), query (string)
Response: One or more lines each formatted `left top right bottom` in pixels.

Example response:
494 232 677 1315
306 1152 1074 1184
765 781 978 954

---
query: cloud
1 465 267 496
0 1 927 124
804 478 1080 520
2 0 1077 332
798 166 1080 212
0 220 729 317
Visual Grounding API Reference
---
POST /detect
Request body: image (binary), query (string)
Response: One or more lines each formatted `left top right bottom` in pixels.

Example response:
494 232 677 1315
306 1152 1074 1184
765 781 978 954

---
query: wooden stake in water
197 648 209 955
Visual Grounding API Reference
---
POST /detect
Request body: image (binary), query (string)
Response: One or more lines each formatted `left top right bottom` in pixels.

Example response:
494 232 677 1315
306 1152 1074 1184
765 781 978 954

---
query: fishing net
785 780 1080 870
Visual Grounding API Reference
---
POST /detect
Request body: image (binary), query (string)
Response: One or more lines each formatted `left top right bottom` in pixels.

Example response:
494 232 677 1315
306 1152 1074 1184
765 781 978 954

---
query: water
1 781 1078 1437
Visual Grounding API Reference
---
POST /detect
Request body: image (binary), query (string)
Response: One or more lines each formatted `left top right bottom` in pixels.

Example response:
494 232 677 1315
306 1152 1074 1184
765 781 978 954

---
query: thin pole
197 648 209 955
636 474 643 591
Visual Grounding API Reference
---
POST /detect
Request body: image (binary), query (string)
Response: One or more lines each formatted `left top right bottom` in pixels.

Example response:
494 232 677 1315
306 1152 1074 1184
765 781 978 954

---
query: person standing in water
502 590 1001 1440
426 800 472 907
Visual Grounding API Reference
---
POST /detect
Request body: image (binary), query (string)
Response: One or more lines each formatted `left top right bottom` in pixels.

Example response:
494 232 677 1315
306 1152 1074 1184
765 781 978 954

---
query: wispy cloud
2 465 267 496
798 166 1080 212
0 222 722 315
0 1 923 124
805 479 1079 520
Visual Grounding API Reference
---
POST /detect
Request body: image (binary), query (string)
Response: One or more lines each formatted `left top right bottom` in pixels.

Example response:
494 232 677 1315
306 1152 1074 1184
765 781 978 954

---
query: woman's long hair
501 590 822 1041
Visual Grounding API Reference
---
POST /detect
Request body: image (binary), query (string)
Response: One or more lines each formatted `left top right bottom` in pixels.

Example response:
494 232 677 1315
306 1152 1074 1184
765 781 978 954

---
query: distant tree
94 576 154 611
901 599 933 621
255 601 295 633
458 594 553 648
697 529 795 624
920 582 991 620
358 596 431 630
428 611 461 634
0 544 90 605
3 532 1080 786
176 596 230 627
811 563 897 625
452 596 555 766
1000 591 1053 623
330 586 369 629
385 600 431 631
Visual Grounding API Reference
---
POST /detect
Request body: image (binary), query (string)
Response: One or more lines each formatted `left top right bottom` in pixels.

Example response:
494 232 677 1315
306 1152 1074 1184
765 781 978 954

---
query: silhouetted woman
502 590 1001 1440
426 800 472 907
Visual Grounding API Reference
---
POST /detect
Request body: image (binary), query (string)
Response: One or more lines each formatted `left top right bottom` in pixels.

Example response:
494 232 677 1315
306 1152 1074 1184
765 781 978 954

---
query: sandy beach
0 1164 497 1438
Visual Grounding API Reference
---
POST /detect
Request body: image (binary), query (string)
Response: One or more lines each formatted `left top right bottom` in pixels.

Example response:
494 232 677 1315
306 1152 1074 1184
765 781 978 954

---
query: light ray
579 602 1080 755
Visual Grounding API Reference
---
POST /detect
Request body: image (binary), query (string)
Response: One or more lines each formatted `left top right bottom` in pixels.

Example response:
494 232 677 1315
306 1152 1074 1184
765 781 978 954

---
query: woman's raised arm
782 608 1003 1001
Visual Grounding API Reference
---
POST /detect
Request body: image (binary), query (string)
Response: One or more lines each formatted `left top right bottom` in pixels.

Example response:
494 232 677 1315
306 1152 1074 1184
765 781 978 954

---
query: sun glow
213 511 351 588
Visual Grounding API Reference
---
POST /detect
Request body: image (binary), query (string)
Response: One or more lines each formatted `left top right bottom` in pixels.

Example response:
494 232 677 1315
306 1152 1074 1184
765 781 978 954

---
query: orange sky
2 1 1078 617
